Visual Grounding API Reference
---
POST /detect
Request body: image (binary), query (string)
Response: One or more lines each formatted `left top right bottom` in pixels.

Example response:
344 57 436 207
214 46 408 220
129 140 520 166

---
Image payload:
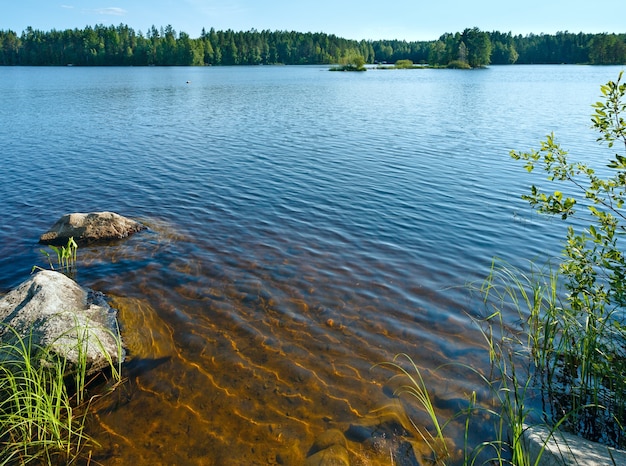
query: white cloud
93 7 127 16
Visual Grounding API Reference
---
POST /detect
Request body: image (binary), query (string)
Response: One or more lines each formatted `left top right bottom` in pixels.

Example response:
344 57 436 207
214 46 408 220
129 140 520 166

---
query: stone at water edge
523 424 626 466
0 270 125 374
39 211 146 245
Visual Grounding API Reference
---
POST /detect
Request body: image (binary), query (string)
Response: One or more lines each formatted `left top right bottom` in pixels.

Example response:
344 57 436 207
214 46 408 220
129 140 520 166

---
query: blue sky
4 1 625 41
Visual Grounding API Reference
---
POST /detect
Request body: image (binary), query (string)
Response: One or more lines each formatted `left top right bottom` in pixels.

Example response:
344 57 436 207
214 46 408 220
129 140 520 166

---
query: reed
468 261 556 465
34 237 79 278
378 257 626 465
375 353 451 464
483 259 626 449
0 322 122 465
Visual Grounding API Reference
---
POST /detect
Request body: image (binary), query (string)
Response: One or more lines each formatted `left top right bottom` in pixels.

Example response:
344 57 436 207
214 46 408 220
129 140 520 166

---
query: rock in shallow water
345 399 423 466
305 429 350 466
39 211 145 245
308 429 349 455
304 444 350 466
0 270 125 374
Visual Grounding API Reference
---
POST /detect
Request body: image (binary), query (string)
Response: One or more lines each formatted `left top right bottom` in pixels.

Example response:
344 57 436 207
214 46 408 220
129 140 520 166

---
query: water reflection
2 65 624 464
78 223 489 465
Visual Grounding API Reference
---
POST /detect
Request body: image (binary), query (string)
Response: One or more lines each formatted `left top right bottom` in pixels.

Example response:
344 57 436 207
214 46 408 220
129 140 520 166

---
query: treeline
0 24 624 66
0 25 374 66
377 29 626 66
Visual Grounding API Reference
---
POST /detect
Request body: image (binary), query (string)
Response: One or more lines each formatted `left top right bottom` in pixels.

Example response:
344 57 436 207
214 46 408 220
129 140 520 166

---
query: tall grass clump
376 261 556 466
0 322 122 465
377 261 594 465
473 256 626 457
475 260 582 464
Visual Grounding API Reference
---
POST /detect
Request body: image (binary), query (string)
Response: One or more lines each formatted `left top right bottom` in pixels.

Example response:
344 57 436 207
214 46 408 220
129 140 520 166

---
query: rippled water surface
0 65 624 464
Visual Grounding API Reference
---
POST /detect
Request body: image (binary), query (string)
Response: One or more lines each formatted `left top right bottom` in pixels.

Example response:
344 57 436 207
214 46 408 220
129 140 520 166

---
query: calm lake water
0 64 624 464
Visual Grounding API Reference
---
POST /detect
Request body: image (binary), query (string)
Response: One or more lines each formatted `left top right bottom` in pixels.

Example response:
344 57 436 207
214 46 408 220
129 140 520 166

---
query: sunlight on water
0 64 624 464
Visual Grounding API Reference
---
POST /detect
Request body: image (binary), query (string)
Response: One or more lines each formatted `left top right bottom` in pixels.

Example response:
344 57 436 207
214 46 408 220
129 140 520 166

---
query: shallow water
0 64 623 464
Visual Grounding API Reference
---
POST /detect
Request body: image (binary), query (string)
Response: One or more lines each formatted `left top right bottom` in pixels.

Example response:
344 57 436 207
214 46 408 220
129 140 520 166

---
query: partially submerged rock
345 399 423 465
0 270 124 374
39 211 145 245
305 429 350 466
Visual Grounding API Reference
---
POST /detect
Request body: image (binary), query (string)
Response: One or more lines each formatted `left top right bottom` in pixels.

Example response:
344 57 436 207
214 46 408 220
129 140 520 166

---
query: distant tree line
0 24 624 67
378 29 626 67
0 25 374 66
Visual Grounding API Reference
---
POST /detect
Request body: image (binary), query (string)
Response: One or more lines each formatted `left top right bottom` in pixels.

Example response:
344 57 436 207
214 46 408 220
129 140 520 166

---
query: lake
0 64 623 464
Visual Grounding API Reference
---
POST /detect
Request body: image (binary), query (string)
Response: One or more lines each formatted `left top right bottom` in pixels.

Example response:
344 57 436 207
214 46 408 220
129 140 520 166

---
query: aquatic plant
375 353 451 464
377 264 566 465
34 237 79 278
473 260 572 465
0 323 122 465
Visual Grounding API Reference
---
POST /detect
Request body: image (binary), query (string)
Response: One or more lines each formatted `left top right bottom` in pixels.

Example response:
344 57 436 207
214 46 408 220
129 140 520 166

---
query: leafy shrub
446 60 471 69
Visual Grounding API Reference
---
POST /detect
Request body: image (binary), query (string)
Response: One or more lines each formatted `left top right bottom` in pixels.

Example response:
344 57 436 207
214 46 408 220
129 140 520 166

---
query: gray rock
0 270 124 374
523 424 626 466
39 211 145 245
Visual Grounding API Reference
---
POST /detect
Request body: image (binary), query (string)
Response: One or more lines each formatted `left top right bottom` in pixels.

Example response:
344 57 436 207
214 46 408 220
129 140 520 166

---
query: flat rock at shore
524 424 626 466
39 211 145 245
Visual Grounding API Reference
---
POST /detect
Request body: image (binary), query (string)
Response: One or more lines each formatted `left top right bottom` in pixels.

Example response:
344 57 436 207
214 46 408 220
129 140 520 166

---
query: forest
0 24 624 67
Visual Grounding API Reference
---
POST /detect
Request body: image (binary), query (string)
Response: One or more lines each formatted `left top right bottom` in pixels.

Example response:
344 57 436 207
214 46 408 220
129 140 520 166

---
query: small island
329 54 366 71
